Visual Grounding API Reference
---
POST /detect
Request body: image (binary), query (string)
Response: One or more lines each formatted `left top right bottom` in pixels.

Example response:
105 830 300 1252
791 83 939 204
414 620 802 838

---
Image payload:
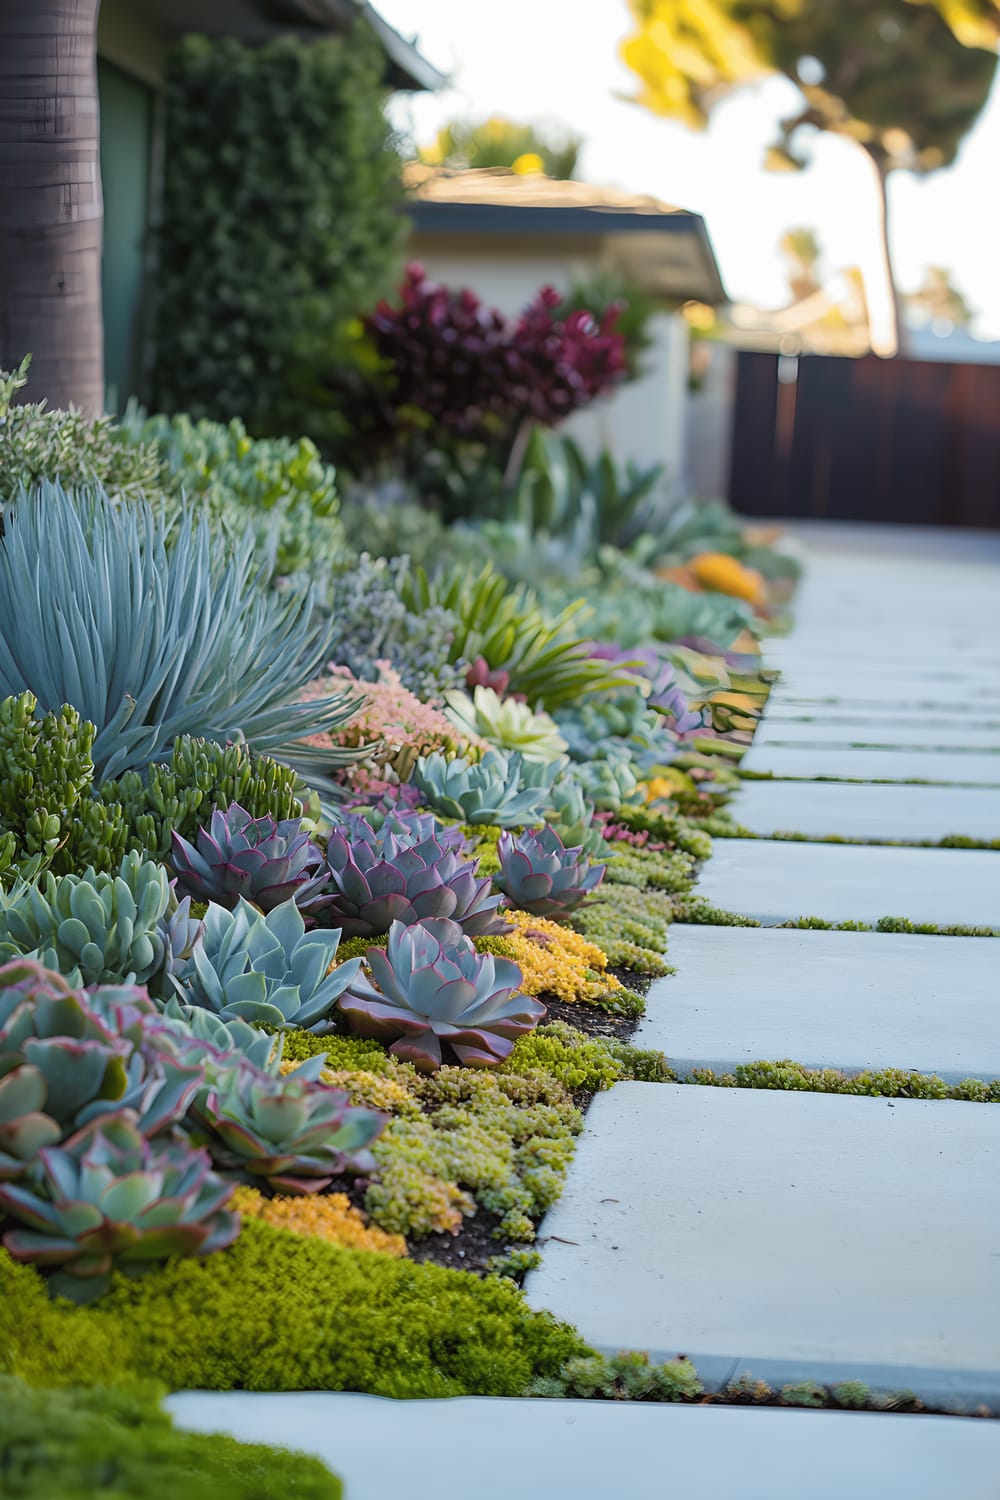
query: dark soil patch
407 1209 507 1275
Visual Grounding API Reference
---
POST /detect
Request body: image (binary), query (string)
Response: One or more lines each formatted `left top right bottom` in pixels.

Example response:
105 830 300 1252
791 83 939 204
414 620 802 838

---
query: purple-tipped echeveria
338 917 545 1071
496 825 606 920
587 642 706 736
170 803 327 913
190 1063 386 1194
330 808 470 856
313 823 509 940
0 1111 239 1302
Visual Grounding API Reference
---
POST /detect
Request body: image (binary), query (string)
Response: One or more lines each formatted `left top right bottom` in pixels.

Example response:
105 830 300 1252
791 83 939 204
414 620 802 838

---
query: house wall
410 237 690 489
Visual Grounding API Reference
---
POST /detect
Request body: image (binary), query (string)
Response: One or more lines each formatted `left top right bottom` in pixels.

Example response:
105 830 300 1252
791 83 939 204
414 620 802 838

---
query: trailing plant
154 28 405 445
339 917 545 1070
0 482 364 782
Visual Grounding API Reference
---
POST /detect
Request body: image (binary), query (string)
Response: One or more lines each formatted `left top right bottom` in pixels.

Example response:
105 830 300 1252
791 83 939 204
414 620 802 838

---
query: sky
379 0 1000 340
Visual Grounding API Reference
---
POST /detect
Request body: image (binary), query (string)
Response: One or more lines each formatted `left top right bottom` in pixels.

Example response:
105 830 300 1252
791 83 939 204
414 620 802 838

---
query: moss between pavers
688 1059 1000 1100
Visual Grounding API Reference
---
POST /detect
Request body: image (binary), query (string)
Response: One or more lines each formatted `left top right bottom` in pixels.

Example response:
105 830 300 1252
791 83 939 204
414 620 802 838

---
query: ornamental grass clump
0 1112 239 1304
169 802 326 913
496 825 606 920
169 897 361 1031
0 481 365 782
315 817 509 939
339 918 545 1071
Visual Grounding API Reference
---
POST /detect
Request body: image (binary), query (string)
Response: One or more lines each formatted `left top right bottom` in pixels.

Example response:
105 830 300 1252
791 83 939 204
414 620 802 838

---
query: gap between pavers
762 705 1000 730
164 1391 1000 1500
637 926 1000 1082
524 1085 1000 1412
738 745 1000 786
693 838 1000 926
751 720 1000 751
729 780 1000 841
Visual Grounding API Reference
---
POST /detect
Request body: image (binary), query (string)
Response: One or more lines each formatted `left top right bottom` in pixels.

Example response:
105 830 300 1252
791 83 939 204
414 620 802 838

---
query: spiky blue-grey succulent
411 750 554 828
0 1111 238 1303
496 825 606 920
339 917 545 1071
169 801 326 913
0 852 171 987
313 821 509 939
169 897 360 1031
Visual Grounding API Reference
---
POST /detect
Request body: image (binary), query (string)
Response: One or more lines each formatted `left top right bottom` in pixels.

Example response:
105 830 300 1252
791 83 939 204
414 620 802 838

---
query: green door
98 58 154 410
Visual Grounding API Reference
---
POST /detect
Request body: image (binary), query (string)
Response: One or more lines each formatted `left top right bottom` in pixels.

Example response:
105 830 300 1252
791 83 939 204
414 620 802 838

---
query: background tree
620 0 998 352
0 0 104 414
779 226 823 302
905 265 975 328
421 116 582 178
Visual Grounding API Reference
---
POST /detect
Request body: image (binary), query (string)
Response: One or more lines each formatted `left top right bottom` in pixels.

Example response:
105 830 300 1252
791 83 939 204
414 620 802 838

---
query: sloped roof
404 166 727 305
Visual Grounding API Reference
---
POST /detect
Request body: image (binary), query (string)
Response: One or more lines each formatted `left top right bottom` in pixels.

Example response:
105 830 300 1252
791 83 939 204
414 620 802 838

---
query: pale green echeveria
0 480 367 783
411 749 556 828
170 897 361 1031
0 852 171 987
443 687 568 764
543 779 608 858
0 1111 238 1303
190 1064 385 1192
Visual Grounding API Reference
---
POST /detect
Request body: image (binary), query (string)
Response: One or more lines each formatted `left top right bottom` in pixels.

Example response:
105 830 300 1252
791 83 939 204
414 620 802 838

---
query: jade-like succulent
190 1063 385 1193
169 802 326 913
170 897 361 1031
0 1067 61 1180
339 917 545 1071
443 687 568 763
411 750 553 828
315 821 509 939
0 852 171 986
496 825 606 920
0 1112 239 1303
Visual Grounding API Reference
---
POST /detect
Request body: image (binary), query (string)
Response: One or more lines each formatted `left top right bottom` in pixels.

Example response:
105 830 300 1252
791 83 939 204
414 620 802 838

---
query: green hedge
0 1376 341 1498
153 26 404 442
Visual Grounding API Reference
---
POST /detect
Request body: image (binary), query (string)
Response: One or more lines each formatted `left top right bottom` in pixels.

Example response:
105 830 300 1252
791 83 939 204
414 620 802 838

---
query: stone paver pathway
167 1391 1000 1500
526 524 1000 1448
637 926 1000 1082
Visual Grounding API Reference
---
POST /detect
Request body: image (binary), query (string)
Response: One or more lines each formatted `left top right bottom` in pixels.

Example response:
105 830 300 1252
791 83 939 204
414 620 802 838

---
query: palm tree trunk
0 0 105 415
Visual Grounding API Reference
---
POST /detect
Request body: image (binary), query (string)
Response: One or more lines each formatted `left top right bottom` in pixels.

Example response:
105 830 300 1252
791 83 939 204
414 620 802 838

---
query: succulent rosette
443 687 568 764
0 1112 239 1303
313 821 509 940
496 825 606 920
190 1064 385 1193
169 802 326 913
339 917 546 1071
411 749 554 828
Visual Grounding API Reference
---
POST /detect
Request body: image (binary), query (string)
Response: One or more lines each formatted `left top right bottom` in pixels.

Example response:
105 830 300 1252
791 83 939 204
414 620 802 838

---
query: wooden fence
729 351 1000 527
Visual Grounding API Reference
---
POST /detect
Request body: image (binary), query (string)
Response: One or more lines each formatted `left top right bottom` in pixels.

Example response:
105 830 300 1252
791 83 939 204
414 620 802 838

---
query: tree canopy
420 116 581 178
